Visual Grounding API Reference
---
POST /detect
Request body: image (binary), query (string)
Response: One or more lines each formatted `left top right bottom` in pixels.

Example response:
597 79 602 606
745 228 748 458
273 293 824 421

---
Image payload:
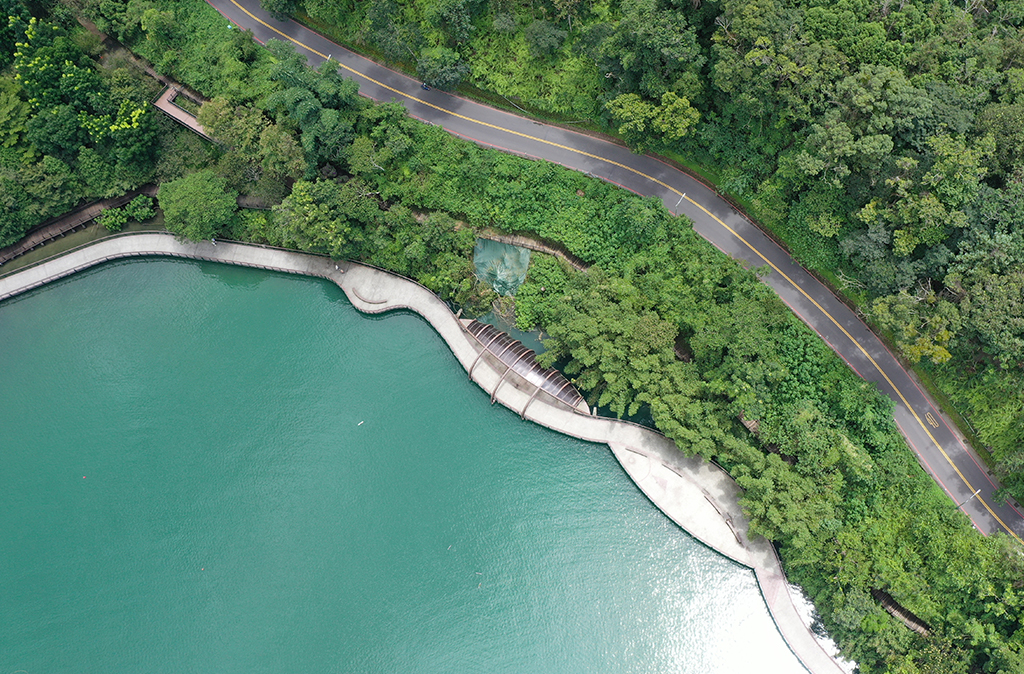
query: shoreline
0 232 847 674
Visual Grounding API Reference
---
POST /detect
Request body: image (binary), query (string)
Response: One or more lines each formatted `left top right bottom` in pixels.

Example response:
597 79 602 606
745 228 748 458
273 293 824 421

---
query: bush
124 195 155 222
416 46 468 90
98 207 129 232
524 20 565 59
492 13 516 34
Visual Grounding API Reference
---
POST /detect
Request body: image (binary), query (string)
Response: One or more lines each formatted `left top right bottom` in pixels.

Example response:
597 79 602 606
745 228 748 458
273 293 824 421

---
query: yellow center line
684 198 1019 542
229 0 1023 544
228 1 680 190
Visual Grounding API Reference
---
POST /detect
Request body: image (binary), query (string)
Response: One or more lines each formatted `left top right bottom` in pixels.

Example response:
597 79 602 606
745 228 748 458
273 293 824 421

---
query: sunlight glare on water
0 259 807 674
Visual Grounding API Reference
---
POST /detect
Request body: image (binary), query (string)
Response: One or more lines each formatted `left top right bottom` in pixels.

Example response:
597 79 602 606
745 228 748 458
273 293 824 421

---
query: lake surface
0 259 807 673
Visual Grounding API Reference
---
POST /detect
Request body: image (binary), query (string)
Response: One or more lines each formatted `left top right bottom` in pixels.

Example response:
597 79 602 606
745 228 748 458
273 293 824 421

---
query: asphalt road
207 0 1024 544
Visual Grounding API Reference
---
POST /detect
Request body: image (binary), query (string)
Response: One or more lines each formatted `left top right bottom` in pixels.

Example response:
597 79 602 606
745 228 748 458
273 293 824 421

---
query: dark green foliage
594 0 704 102
365 0 422 62
523 20 564 59
0 0 30 68
424 0 474 45
416 46 468 90
0 170 35 247
259 0 297 21
978 103 1024 177
263 45 364 175
25 105 85 162
0 155 79 246
158 169 237 241
363 210 483 306
155 125 217 183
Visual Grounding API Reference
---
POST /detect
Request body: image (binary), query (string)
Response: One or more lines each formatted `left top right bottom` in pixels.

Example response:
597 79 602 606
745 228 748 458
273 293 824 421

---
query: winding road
206 0 1024 544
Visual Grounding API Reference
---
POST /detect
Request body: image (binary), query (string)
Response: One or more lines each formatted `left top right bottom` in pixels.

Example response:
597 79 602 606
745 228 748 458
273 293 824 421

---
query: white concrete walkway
0 232 846 674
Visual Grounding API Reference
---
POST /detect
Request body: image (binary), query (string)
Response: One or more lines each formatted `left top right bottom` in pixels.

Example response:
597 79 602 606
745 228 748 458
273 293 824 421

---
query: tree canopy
158 169 238 241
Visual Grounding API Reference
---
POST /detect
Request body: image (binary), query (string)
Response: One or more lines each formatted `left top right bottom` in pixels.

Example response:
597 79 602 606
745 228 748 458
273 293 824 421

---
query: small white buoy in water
358 421 364 426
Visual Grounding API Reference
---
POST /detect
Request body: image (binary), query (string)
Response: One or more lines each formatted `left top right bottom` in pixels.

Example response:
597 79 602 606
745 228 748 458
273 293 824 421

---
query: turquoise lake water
0 258 807 673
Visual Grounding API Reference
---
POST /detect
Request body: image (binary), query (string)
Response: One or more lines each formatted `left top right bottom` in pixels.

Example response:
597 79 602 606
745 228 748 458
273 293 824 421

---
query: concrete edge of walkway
0 232 848 674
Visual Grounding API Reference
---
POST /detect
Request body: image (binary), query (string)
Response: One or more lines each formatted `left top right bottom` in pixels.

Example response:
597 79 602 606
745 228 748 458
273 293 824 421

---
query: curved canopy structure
465 320 585 410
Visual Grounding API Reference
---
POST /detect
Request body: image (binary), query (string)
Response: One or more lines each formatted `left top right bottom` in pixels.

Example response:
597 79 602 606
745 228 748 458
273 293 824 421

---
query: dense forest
1 0 1023 671
281 0 1024 516
0 1 165 245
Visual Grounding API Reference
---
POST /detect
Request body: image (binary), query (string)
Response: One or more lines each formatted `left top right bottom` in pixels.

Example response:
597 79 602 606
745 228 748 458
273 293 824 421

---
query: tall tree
158 169 238 241
416 46 469 90
0 0 30 68
260 0 298 21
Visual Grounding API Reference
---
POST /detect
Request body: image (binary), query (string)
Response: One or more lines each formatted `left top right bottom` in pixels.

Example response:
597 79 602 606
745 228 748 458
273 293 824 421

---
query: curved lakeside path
0 232 845 674
204 0 1024 544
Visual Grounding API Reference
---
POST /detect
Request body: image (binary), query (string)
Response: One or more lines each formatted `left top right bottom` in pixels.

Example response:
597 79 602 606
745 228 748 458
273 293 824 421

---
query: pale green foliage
271 178 381 257
796 112 894 186
99 206 128 232
258 124 303 181
0 78 30 149
345 136 386 175
199 97 304 197
140 8 176 43
605 91 699 152
124 194 156 222
922 134 994 209
198 97 267 156
870 289 961 364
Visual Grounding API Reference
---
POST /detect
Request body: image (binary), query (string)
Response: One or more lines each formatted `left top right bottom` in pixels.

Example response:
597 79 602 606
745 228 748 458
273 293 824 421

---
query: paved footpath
204 0 1024 544
0 233 846 674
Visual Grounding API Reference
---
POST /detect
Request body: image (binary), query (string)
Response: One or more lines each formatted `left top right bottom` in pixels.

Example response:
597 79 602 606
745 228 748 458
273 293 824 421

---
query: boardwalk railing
0 186 158 268
152 85 213 141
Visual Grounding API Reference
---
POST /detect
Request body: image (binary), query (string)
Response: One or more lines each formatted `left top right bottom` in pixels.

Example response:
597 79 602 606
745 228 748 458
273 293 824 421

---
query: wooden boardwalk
153 86 213 140
0 186 158 268
77 17 212 140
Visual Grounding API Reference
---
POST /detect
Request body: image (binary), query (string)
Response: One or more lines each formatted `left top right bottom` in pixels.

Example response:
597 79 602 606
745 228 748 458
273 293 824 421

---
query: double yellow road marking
227 0 1022 544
